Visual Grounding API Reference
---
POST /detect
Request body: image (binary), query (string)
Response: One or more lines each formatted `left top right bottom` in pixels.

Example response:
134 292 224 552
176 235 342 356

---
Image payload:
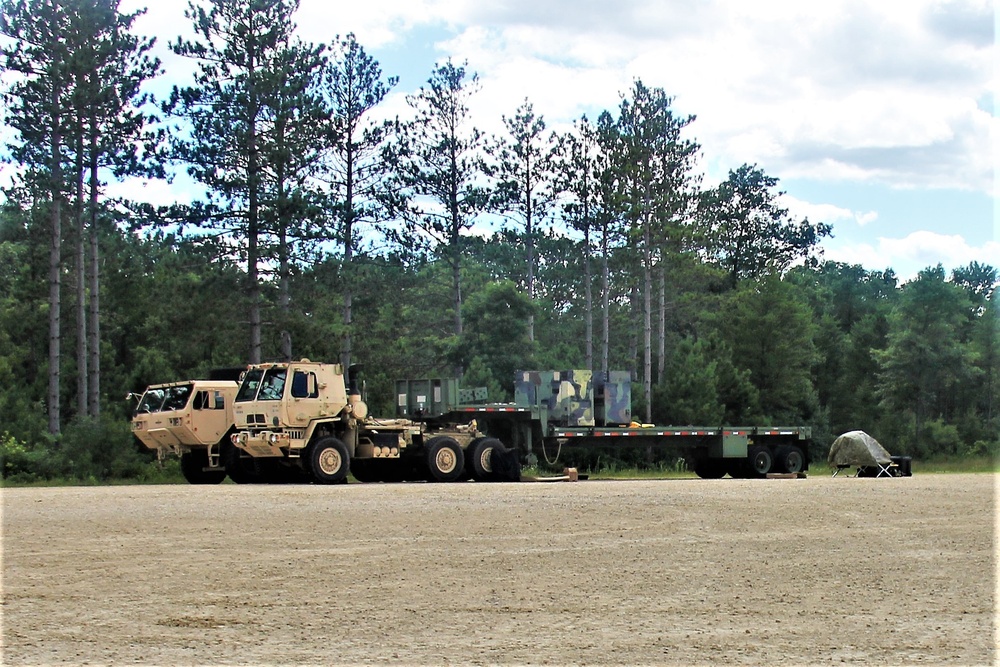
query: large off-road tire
350 459 379 483
180 449 227 484
256 459 301 484
466 437 502 482
774 445 805 474
725 458 749 478
746 445 774 478
425 436 465 483
223 442 262 484
309 436 350 484
489 441 522 482
693 457 727 479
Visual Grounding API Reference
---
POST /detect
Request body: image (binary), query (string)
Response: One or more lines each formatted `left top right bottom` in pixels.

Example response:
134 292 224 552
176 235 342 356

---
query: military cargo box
595 371 632 426
395 378 459 417
515 370 632 427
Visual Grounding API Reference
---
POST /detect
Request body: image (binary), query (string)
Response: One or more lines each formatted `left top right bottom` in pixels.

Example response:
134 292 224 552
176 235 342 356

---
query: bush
58 416 153 481
1 417 159 484
0 431 31 479
967 439 1000 459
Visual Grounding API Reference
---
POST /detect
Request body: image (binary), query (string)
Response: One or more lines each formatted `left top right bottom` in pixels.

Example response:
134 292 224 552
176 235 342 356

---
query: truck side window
214 391 225 409
291 371 318 398
194 390 208 410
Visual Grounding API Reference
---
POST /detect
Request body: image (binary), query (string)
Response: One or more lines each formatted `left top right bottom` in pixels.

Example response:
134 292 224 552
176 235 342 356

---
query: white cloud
111 0 993 198
780 194 878 228
824 231 1000 280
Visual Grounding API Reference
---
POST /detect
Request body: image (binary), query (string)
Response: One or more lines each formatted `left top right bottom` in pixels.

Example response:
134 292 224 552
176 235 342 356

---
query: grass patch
908 456 1000 474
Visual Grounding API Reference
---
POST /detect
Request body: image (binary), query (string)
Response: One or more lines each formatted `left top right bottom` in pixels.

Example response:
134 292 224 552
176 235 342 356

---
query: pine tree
320 33 398 369
486 98 556 343
396 59 486 357
168 0 302 363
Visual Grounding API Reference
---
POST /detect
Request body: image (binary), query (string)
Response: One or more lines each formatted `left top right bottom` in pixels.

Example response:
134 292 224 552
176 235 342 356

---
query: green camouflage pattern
596 371 632 426
516 370 633 427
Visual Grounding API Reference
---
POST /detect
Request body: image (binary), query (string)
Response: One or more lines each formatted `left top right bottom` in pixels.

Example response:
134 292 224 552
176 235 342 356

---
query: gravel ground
1 473 995 666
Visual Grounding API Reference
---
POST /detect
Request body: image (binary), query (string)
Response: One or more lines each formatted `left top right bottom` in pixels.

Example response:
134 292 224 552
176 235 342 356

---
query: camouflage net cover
827 430 894 467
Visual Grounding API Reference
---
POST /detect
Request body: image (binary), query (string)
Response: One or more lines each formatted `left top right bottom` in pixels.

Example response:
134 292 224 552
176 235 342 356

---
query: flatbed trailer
404 371 812 479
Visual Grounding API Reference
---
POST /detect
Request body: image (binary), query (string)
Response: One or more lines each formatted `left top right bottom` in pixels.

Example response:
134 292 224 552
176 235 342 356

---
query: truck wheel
223 442 262 484
350 459 378 483
775 445 805 474
467 437 502 482
309 436 350 484
747 445 773 478
425 436 465 483
693 458 726 479
489 441 522 482
180 450 226 484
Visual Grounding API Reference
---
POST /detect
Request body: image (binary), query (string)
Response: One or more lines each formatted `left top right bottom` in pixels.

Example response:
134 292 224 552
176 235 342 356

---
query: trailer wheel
180 450 227 484
723 458 747 478
425 436 465 483
467 437 502 482
309 436 350 484
775 445 805 474
747 445 773 478
693 458 727 479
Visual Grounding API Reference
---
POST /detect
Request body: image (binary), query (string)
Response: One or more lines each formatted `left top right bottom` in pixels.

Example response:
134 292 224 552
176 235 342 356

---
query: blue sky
7 0 996 281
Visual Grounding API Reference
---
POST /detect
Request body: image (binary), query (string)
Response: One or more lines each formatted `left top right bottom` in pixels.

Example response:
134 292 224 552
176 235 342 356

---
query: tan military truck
229 359 488 484
130 379 239 484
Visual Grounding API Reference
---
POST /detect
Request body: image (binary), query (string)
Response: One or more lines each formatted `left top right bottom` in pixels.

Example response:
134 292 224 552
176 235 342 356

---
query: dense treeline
1 0 996 481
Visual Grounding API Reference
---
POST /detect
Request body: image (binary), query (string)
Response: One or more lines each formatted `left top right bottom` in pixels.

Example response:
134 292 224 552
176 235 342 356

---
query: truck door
286 368 321 428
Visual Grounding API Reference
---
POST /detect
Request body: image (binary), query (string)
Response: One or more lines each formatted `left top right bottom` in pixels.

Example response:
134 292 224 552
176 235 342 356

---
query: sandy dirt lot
1 473 995 666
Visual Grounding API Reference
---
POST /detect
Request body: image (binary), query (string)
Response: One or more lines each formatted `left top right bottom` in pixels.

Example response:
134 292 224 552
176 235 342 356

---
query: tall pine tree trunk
48 106 63 435
247 61 262 364
628 286 639 382
584 225 593 371
87 147 100 418
341 142 355 371
642 214 652 424
74 132 87 418
657 262 666 383
526 201 534 343
450 180 463 377
276 162 292 361
601 223 610 376
279 226 291 361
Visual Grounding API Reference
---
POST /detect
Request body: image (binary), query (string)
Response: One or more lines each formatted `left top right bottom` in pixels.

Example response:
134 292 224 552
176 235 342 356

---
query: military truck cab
130 379 239 483
231 360 469 484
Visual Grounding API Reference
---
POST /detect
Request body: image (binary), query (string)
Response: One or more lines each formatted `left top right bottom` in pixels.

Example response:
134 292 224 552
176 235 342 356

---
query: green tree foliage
653 335 735 426
553 115 599 368
321 33 399 369
875 266 981 455
2 0 160 433
713 275 818 423
396 59 486 345
167 0 309 363
701 164 832 287
613 80 699 421
450 281 536 397
486 98 557 342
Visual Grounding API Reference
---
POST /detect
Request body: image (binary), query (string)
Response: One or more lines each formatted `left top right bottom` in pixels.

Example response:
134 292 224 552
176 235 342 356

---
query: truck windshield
236 369 264 402
135 388 166 414
236 367 287 402
257 368 287 401
162 384 194 411
134 384 193 414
